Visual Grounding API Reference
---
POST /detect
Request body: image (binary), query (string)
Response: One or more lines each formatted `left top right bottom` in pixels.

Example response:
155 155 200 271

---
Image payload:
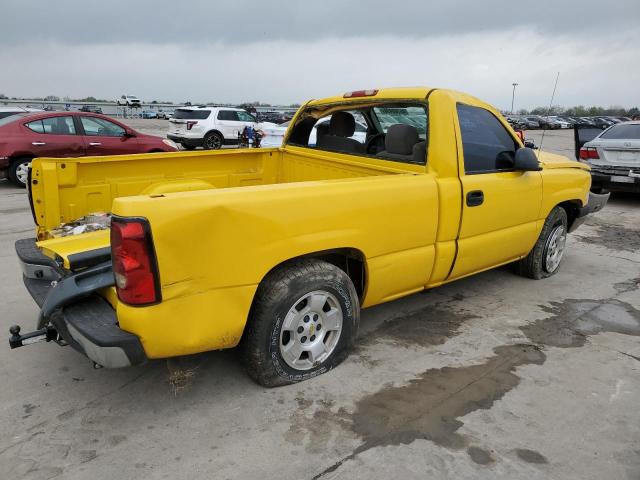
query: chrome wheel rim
279 290 343 371
544 224 567 273
16 161 30 186
206 134 221 149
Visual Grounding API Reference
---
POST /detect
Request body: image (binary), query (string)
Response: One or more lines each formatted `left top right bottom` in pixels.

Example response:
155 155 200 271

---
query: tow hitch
9 324 58 349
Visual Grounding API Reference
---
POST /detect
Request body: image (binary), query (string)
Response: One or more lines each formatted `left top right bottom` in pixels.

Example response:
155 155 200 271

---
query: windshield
600 124 640 140
373 106 427 137
173 109 210 120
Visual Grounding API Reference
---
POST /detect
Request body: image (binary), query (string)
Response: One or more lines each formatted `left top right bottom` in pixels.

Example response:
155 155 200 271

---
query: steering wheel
365 133 385 154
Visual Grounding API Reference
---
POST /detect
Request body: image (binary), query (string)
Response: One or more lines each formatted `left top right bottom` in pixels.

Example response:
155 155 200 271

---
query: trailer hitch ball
9 325 21 346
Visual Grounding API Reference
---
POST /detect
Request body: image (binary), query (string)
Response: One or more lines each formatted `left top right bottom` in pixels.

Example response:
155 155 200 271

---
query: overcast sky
2 0 639 109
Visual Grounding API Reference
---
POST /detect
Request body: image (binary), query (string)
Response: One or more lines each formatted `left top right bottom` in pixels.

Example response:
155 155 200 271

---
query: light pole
511 83 519 114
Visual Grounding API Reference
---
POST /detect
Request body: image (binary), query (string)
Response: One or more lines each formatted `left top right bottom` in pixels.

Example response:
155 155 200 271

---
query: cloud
1 1 638 108
3 0 639 45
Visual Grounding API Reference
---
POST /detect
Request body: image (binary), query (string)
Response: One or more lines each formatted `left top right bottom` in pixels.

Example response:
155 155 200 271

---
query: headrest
329 112 356 137
385 124 419 155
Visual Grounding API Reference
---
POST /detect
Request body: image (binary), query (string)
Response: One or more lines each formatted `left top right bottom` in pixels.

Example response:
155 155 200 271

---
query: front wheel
517 206 568 279
242 259 360 387
8 158 31 188
203 131 223 150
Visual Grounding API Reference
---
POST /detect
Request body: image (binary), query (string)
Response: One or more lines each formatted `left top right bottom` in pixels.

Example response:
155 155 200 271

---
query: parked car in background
592 117 615 129
167 106 258 149
516 117 540 129
0 106 43 120
579 117 597 127
117 95 142 107
580 121 640 193
142 110 157 119
156 109 172 119
79 105 103 114
0 111 178 187
546 116 571 129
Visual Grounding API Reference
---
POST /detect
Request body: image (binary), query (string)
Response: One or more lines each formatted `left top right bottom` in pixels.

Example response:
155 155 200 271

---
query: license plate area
611 175 635 183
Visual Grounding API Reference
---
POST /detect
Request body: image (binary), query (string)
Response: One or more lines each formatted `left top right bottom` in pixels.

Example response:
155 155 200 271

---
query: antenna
537 72 560 156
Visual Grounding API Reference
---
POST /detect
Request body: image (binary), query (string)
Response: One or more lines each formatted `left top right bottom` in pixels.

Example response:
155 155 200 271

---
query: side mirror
514 147 542 171
123 129 136 138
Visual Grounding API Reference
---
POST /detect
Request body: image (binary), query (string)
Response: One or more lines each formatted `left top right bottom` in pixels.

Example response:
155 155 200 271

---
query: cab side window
457 104 517 174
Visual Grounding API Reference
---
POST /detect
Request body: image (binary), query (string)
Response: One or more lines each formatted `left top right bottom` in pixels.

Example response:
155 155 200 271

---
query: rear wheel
517 206 568 279
203 132 223 150
242 259 359 387
8 158 31 188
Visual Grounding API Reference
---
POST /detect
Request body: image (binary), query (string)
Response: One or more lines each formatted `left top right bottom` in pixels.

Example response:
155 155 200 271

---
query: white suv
167 106 258 149
117 95 142 107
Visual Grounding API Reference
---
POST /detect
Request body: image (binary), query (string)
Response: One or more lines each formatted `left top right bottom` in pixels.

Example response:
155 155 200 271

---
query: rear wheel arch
249 248 368 313
205 129 224 139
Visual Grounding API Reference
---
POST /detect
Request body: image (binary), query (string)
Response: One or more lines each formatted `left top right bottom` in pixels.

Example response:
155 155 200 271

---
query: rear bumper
52 295 147 368
167 134 203 148
12 238 146 368
590 168 640 193
568 191 610 233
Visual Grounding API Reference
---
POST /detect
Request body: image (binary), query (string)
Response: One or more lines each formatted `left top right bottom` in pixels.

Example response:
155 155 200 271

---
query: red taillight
343 89 378 98
111 217 160 306
579 147 600 160
186 121 198 130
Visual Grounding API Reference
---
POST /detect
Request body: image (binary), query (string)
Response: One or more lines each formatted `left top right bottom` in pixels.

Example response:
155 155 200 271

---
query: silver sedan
581 121 640 193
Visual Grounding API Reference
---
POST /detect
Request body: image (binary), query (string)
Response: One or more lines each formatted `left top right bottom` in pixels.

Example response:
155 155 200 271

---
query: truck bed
29 146 416 238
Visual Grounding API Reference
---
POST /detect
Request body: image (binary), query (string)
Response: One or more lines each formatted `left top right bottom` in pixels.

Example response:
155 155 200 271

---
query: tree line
513 105 639 117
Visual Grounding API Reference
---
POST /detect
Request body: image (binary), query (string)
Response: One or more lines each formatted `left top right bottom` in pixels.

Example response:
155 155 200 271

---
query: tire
517 206 568 279
8 158 31 188
242 259 360 387
203 131 223 150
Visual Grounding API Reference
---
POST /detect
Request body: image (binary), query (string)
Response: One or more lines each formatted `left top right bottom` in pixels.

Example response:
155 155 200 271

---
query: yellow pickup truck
9 87 608 386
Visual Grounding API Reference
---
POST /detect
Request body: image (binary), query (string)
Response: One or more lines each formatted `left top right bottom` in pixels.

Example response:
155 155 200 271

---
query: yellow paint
28 87 591 360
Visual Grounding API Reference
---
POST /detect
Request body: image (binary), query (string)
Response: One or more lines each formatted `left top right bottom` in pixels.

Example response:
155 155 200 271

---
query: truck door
449 103 542 279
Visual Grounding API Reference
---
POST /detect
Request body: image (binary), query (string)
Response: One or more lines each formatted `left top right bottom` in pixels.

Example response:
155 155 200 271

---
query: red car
0 111 179 187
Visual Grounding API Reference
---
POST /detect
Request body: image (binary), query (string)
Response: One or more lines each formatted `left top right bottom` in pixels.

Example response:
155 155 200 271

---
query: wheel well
558 200 581 230
264 249 367 302
205 129 224 138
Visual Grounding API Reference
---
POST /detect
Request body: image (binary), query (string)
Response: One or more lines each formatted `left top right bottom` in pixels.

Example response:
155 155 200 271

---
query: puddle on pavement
311 297 640 477
577 218 640 252
363 305 479 348
515 448 548 464
521 299 640 348
350 345 544 452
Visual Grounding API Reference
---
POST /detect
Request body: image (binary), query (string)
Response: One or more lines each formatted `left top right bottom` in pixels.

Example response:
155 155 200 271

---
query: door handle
89 142 102 146
466 190 484 207
31 142 46 146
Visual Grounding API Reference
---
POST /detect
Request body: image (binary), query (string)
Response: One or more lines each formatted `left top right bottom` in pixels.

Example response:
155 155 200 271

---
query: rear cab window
286 102 428 166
